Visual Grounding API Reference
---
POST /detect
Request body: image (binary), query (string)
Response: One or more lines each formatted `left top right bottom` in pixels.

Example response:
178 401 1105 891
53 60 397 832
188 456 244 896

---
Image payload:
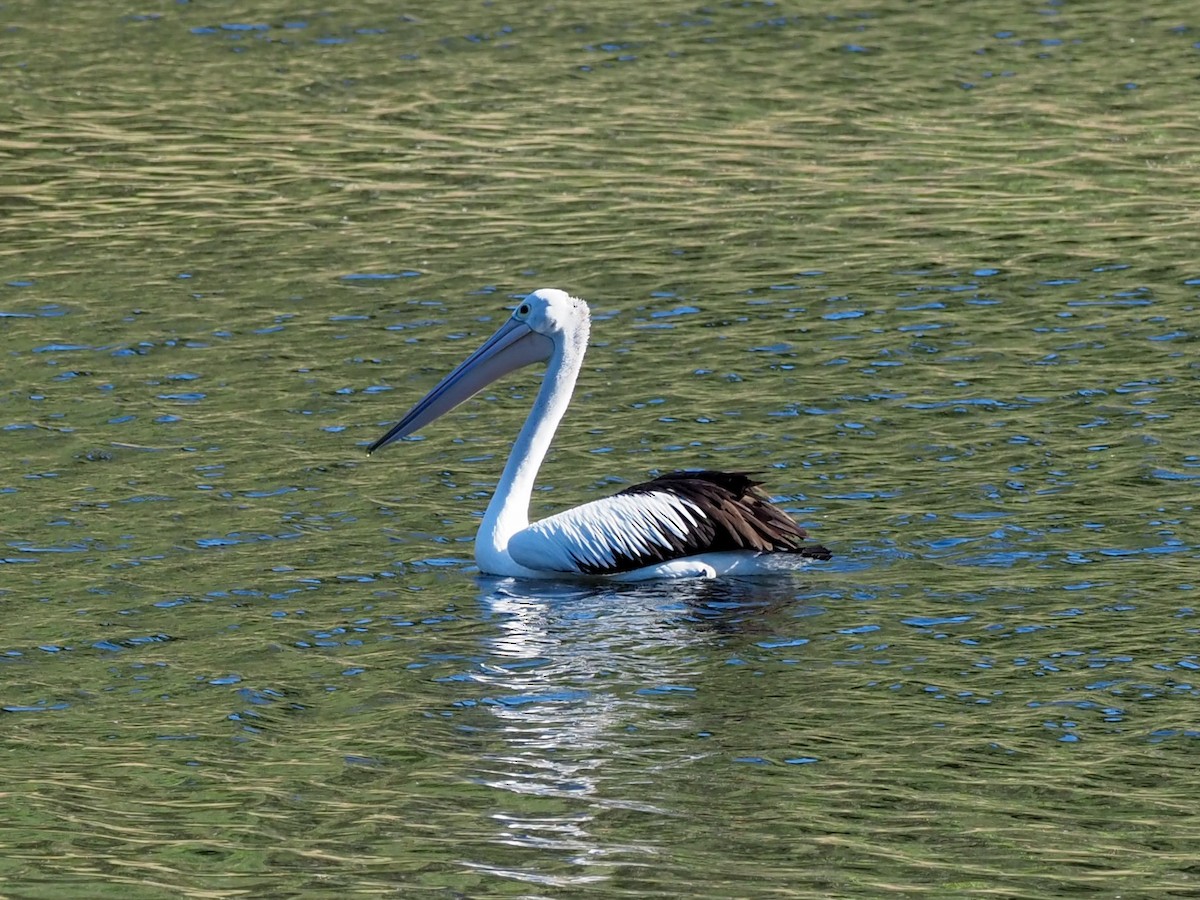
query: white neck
475 330 587 573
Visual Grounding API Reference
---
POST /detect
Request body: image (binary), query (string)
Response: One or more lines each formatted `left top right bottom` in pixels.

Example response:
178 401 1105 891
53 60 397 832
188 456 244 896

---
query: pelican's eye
518 303 530 316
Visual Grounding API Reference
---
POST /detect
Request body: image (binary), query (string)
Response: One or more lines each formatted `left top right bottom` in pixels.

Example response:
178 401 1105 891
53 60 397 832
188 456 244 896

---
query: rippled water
3 1 1199 896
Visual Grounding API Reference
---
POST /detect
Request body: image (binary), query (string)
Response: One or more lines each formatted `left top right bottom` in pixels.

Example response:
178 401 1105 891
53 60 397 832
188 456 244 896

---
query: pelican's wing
507 470 831 576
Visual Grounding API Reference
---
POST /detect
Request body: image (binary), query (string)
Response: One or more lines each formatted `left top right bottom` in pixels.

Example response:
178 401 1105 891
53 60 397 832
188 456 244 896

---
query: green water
3 1 1199 896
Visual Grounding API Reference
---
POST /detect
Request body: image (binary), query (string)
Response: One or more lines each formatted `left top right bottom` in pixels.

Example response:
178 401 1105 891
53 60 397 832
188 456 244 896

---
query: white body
369 289 825 581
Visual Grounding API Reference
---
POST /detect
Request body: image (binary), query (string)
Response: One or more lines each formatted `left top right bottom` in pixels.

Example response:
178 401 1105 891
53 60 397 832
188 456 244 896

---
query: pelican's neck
477 331 587 570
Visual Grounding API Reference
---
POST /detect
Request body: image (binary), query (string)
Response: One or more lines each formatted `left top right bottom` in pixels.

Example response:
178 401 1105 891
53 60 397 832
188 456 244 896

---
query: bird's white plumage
508 491 706 575
369 288 831 581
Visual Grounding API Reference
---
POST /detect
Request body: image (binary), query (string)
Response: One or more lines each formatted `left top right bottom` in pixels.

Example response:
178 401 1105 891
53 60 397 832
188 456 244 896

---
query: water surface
3 1 1199 896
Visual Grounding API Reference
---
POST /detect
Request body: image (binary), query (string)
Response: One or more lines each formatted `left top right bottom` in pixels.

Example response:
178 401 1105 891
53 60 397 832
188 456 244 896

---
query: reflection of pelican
369 289 831 581
469 579 743 800
458 578 711 886
454 576 815 888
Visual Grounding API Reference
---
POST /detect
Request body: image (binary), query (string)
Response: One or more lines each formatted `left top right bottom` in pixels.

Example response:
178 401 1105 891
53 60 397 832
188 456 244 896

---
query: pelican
368 289 831 581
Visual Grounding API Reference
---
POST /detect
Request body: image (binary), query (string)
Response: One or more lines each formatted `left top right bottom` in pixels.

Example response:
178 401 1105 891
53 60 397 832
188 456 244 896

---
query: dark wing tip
627 470 764 496
616 469 828 559
794 544 832 561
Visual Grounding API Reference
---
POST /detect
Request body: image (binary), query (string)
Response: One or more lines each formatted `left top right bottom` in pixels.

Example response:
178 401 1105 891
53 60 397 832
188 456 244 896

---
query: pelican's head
512 288 591 345
367 288 589 454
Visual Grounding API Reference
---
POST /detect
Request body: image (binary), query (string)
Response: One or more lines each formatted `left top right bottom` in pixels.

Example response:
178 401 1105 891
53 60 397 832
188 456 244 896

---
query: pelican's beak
367 316 554 454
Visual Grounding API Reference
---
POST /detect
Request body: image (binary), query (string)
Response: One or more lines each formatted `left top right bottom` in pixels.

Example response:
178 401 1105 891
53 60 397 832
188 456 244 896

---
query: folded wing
507 470 831 576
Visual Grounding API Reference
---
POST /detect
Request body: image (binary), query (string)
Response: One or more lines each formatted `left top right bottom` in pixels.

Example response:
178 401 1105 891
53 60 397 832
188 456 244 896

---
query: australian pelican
368 289 831 581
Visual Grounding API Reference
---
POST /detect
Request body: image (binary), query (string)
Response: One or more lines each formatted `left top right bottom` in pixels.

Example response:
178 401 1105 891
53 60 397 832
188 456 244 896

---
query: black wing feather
616 470 831 562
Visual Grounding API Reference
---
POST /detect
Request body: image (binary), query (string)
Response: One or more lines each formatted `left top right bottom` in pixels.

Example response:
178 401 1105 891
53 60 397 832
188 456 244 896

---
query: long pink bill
367 316 554 455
